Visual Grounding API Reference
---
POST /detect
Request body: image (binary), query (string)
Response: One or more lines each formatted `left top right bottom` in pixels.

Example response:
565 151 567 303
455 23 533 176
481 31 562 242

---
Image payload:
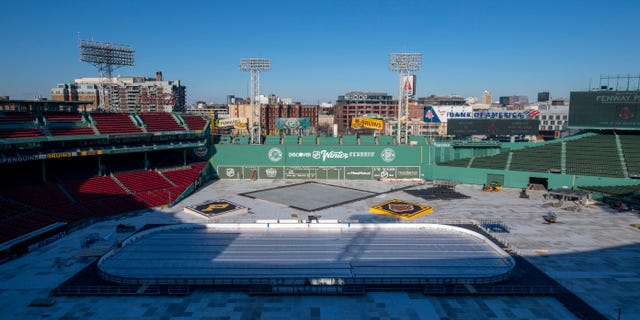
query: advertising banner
213 145 421 167
423 106 474 123
402 75 416 97
216 165 420 180
276 118 311 130
216 118 247 128
351 117 384 130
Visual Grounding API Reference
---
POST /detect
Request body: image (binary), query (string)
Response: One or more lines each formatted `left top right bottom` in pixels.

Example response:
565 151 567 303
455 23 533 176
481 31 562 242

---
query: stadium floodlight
80 39 135 112
389 53 422 144
240 58 272 144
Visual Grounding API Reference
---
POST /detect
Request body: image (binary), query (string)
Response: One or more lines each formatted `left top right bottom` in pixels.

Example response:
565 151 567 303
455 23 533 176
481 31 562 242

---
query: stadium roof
0 99 93 106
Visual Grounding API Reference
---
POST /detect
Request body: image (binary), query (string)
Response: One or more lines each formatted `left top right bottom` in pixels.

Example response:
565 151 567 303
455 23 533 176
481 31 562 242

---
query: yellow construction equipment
483 183 502 192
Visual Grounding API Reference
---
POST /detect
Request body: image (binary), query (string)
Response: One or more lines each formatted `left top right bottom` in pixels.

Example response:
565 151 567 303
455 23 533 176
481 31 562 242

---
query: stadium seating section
44 111 84 123
115 170 174 192
438 133 633 178
0 112 35 124
0 162 208 245
264 135 281 145
233 136 251 144
91 113 144 134
319 136 340 145
49 127 95 136
45 111 95 136
620 135 640 176
300 135 317 145
565 135 625 178
62 176 129 201
0 111 212 246
0 111 210 138
341 135 358 145
509 143 562 173
359 135 376 145
469 152 510 170
138 112 185 132
0 183 72 208
0 128 44 139
281 136 299 145
408 136 426 145
180 115 208 131
377 136 395 145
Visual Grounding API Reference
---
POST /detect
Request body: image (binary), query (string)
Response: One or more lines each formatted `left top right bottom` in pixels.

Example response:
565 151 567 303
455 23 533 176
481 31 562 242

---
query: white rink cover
98 223 515 285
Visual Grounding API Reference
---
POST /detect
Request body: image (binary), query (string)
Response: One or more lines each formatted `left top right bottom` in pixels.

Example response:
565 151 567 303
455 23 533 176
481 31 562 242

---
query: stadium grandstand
0 100 213 260
2 92 638 258
436 132 638 179
1 90 639 319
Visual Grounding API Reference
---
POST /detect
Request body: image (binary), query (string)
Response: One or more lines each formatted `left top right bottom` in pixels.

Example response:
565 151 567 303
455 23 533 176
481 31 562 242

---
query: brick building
334 92 397 135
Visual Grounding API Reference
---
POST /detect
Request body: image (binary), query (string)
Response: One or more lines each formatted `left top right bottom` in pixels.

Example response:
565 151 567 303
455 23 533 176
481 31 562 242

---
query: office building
50 71 186 112
481 91 492 105
334 92 397 134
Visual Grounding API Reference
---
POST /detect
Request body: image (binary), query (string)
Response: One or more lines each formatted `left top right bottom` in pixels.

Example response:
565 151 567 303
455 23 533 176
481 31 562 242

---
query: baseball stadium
0 88 639 320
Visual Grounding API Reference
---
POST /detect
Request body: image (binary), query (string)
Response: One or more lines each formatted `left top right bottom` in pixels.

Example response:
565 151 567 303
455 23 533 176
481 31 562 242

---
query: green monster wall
212 145 424 180
210 141 638 189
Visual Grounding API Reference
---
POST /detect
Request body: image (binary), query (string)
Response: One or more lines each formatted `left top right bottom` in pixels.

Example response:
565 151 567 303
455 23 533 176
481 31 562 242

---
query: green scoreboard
569 91 640 130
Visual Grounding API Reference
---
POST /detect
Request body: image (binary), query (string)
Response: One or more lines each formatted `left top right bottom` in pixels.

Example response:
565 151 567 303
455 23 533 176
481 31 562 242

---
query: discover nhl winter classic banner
276 118 311 130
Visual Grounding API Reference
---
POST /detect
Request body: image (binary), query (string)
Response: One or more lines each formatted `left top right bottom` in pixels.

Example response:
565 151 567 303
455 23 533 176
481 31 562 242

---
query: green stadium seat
341 135 358 145
408 136 426 145
359 136 376 145
264 135 281 145
282 136 299 145
377 136 395 145
300 135 317 145
319 136 340 145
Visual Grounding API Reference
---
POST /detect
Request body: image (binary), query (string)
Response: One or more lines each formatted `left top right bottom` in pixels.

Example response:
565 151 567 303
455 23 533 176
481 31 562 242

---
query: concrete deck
0 179 638 319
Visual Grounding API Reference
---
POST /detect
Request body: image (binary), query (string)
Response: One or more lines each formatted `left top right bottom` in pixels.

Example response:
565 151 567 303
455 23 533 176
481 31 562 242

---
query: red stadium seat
138 112 185 132
181 115 208 131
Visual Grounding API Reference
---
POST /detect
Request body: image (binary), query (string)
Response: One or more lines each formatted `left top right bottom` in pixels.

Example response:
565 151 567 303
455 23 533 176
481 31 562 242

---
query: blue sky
1 0 638 105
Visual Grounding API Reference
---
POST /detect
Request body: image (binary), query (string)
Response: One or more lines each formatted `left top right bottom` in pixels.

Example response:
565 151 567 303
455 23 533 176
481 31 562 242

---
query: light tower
79 39 135 112
240 58 271 144
389 53 422 144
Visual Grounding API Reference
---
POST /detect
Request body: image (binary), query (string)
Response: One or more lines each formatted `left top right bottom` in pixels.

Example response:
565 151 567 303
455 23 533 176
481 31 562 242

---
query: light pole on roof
389 53 422 144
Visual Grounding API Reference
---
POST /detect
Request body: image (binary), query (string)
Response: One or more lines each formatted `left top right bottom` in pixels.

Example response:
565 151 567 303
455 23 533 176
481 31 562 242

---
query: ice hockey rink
98 223 514 285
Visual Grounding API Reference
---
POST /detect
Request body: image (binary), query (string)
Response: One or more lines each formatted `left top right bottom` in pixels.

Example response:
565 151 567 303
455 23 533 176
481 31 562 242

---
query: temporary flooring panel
240 181 377 211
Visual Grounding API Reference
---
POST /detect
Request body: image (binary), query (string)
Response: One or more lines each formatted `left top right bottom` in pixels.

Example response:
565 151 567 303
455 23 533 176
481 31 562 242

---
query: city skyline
1 0 639 105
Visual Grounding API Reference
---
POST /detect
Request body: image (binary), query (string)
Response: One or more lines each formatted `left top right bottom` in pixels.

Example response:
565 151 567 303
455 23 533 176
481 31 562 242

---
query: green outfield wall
210 140 638 189
212 144 424 180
